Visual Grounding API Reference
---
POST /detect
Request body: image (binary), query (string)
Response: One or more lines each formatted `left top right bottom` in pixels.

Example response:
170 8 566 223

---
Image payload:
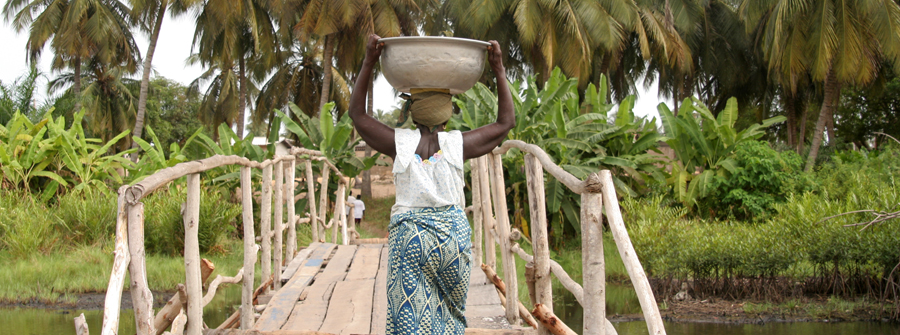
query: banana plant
129 125 204 181
450 69 664 244
0 111 68 200
659 97 786 208
48 110 135 195
279 102 380 178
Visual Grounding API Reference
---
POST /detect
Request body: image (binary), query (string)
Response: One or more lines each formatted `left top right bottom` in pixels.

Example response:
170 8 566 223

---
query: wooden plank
282 245 358 331
345 244 381 281
317 279 376 334
204 329 529 335
369 245 388 334
281 243 320 283
254 243 336 331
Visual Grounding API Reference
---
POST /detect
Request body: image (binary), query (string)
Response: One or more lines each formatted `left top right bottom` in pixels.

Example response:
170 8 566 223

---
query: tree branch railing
469 140 666 335
99 147 351 335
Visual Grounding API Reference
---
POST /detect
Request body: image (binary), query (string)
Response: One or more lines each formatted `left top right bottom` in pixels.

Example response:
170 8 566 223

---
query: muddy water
2 283 899 334
0 285 240 334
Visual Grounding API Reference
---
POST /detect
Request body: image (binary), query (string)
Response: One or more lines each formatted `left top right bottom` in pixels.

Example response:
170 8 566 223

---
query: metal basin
379 36 490 95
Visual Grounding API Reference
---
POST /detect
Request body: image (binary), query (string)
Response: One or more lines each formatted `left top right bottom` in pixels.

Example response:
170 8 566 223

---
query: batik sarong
386 205 471 335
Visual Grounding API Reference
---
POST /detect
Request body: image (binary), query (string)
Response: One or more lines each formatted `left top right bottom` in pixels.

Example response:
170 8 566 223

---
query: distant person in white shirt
353 196 365 224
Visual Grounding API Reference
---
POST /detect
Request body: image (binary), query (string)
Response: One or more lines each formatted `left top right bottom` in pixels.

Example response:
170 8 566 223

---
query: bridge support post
240 166 256 329
470 157 483 269
318 162 331 242
286 160 297 260
489 153 519 325
128 202 155 335
274 161 284 290
524 154 552 335
305 160 318 244
261 164 273 296
581 186 605 335
476 156 496 271
600 170 666 335
184 173 203 335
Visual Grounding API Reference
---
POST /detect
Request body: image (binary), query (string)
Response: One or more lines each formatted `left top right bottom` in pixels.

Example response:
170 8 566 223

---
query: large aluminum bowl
379 36 490 95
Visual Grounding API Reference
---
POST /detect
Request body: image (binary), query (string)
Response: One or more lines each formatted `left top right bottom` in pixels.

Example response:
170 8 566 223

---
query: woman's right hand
487 40 503 71
365 34 384 63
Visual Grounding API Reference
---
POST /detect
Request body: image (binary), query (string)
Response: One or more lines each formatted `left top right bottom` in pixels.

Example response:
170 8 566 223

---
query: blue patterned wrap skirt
386 205 472 335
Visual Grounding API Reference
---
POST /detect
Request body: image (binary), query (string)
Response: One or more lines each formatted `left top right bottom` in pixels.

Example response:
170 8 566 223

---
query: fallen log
531 304 576 335
481 264 538 329
154 259 214 335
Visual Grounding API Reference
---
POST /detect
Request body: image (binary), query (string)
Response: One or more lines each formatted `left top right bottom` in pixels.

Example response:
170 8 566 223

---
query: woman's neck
415 124 444 158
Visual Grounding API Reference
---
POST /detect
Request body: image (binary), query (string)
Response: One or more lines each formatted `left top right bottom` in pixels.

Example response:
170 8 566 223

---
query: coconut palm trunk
72 55 82 113
238 56 247 138
805 70 842 172
130 3 168 162
317 34 335 116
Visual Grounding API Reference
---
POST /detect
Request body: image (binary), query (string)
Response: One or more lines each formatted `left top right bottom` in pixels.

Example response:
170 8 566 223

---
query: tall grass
0 191 64 257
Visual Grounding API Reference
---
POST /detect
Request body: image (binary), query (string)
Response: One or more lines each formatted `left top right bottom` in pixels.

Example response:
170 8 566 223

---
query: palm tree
3 0 140 115
740 0 900 171
191 0 277 138
49 58 139 152
127 0 201 160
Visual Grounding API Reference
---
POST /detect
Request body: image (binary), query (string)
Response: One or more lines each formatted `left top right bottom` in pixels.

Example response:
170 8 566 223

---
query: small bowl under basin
379 36 490 95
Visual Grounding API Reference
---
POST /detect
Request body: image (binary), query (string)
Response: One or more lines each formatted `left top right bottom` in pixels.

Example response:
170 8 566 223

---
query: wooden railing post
101 191 131 335
318 162 331 243
286 159 297 260
240 166 256 329
524 154 551 335
274 160 284 290
260 164 273 295
470 158 483 268
335 182 348 245
477 156 496 270
581 177 605 335
488 153 519 325
599 170 665 335
305 160 318 243
128 202 155 335
184 173 202 335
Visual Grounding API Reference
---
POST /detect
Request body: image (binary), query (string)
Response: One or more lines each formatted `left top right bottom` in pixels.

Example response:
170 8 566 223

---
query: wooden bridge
89 141 667 335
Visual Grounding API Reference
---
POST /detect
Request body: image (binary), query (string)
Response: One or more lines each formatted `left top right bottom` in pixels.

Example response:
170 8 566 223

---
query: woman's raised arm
349 34 396 158
462 40 515 160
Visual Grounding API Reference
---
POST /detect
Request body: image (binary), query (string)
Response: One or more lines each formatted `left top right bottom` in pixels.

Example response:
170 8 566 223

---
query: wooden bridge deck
251 242 533 335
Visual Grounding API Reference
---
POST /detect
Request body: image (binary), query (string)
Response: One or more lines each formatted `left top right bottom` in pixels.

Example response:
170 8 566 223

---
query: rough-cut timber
241 166 257 329
600 170 665 335
304 160 318 243
75 313 89 335
531 304 576 335
524 154 552 335
128 202 155 335
470 157 483 268
184 173 202 335
493 141 584 194
254 243 336 331
260 164 273 295
286 160 297 261
101 190 131 335
489 153 519 325
274 160 285 289
282 245 356 331
580 190 605 335
477 156 497 271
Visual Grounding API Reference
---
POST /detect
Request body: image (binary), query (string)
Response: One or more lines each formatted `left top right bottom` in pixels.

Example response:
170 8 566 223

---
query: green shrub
55 187 117 246
704 141 812 220
143 185 240 256
0 191 64 257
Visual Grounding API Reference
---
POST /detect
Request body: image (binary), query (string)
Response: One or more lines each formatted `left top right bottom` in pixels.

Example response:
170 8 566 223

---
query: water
551 284 900 335
2 284 899 334
0 285 240 334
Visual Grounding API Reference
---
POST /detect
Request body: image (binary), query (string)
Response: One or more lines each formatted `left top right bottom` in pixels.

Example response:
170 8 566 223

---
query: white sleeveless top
391 128 466 216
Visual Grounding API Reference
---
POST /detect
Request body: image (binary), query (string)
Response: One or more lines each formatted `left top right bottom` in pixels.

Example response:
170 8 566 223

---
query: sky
1 15 668 131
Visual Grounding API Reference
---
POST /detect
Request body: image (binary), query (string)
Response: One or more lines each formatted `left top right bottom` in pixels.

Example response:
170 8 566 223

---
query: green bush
143 185 240 256
55 187 118 245
0 191 64 257
704 141 812 220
